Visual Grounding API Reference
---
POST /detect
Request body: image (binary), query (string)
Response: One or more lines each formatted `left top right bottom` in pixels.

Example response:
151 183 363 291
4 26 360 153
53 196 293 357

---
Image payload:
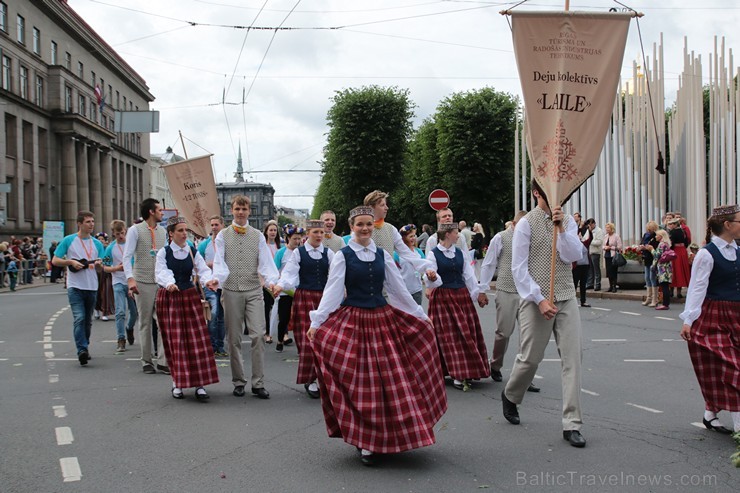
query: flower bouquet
622 245 643 263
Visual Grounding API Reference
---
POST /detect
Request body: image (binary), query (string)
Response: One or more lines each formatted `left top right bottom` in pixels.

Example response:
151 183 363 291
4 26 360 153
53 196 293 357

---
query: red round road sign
428 189 450 211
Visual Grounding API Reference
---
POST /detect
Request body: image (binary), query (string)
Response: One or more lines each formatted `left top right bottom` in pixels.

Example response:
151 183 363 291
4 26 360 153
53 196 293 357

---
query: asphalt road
0 284 736 492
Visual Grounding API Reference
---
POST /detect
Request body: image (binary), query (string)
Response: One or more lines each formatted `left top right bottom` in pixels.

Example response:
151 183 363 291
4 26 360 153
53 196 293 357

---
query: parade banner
510 11 631 206
161 155 220 238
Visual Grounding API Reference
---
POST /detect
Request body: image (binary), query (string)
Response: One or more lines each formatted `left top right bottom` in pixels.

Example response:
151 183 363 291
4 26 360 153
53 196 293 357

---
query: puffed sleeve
155 247 175 288
383 250 430 321
309 250 347 329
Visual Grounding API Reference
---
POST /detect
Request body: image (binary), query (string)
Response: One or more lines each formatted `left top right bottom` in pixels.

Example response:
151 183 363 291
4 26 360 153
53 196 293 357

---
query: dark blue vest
340 245 387 308
297 245 329 291
433 247 465 289
165 245 195 292
705 242 740 301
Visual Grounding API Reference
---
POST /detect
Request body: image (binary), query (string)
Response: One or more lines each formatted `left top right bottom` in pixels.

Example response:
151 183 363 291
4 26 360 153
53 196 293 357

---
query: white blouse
425 243 481 301
478 230 504 290
155 242 213 289
277 243 335 292
309 240 429 329
679 236 739 326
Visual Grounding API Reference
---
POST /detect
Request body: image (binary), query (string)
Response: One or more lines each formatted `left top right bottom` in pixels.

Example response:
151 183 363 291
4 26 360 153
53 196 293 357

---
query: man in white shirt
459 220 473 247
584 218 603 290
212 195 280 399
52 211 105 366
122 198 169 375
501 180 587 448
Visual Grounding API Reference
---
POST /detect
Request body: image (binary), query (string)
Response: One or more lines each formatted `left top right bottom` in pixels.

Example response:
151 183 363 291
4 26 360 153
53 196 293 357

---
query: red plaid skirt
289 289 322 384
312 304 447 454
428 287 490 380
687 299 740 412
156 287 219 389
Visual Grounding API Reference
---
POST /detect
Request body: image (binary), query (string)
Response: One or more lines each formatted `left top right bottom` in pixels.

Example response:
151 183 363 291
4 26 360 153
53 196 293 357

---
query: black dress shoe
360 452 376 466
252 387 270 399
304 383 320 399
126 328 135 345
142 364 156 374
491 369 503 382
276 343 284 353
233 385 245 397
156 364 171 375
501 391 520 425
283 338 293 346
580 303 591 308
527 383 541 393
563 430 587 447
195 388 210 402
78 350 89 366
703 417 733 435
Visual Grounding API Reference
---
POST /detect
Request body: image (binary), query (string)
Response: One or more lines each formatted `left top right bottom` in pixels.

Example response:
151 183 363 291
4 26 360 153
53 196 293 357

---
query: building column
61 136 78 234
76 142 89 211
101 151 112 227
89 145 102 223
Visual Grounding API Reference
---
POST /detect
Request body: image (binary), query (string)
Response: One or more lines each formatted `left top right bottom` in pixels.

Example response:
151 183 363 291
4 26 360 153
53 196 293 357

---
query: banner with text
511 11 631 206
161 155 220 238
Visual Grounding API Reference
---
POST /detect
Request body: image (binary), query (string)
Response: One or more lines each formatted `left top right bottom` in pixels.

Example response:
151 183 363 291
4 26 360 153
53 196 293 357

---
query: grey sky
68 0 740 212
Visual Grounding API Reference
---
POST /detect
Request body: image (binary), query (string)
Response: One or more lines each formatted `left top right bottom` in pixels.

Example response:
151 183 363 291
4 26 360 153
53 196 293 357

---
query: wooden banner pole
179 130 189 159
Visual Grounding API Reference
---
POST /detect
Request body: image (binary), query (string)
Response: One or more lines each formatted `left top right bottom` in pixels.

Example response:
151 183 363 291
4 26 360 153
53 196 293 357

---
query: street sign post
428 189 450 211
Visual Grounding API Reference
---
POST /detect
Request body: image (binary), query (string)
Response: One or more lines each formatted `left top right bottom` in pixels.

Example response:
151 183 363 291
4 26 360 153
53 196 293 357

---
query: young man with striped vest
501 180 586 448
123 199 169 375
212 195 280 399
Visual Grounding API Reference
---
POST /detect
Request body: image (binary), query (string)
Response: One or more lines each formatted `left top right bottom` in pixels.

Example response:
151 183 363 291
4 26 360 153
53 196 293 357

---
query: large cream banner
511 11 631 206
161 155 220 238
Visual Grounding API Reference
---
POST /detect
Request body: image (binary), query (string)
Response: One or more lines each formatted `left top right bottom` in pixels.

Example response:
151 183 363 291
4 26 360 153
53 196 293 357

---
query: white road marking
125 358 139 361
13 363 22 366
581 389 600 396
55 427 74 445
655 316 675 321
626 402 663 414
44 343 53 350
45 325 54 330
49 374 59 383
36 340 70 343
534 374 543 380
53 405 67 418
624 359 665 362
59 457 82 482
0 358 8 361
542 358 561 362
591 339 626 342
101 340 118 343
45 351 55 359
619 311 641 316
691 422 706 429
593 307 611 311
46 358 78 361
662 338 680 342
0 340 5 343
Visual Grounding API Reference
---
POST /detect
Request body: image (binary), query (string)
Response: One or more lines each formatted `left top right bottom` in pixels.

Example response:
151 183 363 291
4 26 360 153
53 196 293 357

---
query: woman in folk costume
272 224 304 352
307 206 447 466
680 204 740 435
273 220 334 399
155 216 219 401
425 223 490 391
262 220 281 344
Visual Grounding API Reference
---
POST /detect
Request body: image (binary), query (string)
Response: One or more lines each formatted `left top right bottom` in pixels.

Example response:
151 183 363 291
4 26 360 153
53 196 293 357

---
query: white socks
732 412 740 433
361 449 373 456
308 382 319 392
704 410 717 422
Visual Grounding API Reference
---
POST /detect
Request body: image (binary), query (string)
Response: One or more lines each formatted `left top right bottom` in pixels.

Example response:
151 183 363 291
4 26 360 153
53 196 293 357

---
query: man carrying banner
123 198 169 375
501 180 586 447
212 195 280 399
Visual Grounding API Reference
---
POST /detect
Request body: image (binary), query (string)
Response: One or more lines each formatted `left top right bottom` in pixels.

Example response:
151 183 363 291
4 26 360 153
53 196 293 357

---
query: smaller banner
511 11 632 206
43 221 65 259
161 155 220 238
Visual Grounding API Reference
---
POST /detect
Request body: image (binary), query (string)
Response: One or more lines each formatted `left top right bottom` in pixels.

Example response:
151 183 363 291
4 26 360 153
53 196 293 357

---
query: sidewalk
0 277 63 294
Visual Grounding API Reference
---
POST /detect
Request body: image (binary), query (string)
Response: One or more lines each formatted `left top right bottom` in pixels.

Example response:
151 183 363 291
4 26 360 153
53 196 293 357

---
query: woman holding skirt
680 204 740 435
426 223 490 391
155 216 219 401
273 220 333 398
307 206 447 466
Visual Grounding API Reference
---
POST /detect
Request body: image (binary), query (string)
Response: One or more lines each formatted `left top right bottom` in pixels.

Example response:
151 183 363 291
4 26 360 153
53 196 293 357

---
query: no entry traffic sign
428 189 450 211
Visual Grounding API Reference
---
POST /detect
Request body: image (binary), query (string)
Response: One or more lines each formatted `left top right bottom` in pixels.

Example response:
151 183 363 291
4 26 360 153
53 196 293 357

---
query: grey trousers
588 254 602 288
222 288 266 388
135 282 166 368
490 290 521 371
504 298 583 431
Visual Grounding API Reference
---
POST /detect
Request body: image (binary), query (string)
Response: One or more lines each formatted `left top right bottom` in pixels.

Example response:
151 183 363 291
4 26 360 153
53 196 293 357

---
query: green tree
313 86 416 228
434 87 519 235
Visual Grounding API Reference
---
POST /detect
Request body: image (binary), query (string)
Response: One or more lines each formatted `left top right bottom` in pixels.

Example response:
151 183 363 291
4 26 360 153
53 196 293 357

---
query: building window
32 27 40 55
16 15 24 44
115 90 119 109
78 94 86 116
51 41 57 64
90 71 95 88
0 2 7 33
64 52 71 69
19 66 27 99
77 61 84 78
35 75 43 106
1 55 10 91
64 85 72 111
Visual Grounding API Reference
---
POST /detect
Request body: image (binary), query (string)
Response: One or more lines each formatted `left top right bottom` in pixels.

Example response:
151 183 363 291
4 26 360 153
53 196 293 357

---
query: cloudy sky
67 0 740 212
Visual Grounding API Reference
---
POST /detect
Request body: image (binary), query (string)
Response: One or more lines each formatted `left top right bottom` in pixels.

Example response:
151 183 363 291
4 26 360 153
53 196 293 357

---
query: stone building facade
0 0 154 235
